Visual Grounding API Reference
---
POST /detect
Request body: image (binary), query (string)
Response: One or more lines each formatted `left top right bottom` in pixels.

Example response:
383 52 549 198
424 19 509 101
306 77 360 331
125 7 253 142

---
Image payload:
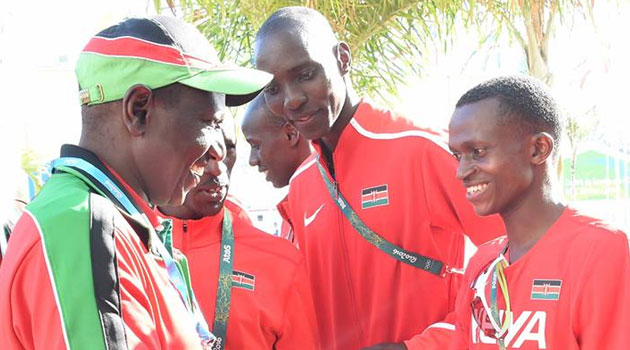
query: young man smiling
0 16 271 350
242 95 312 244
448 76 630 349
159 114 319 350
253 7 505 350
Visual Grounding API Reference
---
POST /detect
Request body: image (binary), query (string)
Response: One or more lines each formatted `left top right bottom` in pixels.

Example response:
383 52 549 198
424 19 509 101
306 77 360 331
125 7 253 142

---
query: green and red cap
75 16 271 106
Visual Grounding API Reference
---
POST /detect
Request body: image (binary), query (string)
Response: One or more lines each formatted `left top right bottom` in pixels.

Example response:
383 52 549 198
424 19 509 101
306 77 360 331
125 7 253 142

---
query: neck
297 139 313 164
79 134 149 204
319 81 360 153
158 204 199 220
502 176 565 263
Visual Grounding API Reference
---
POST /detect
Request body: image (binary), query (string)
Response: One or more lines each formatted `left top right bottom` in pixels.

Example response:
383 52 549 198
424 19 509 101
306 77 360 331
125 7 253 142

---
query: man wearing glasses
448 75 630 349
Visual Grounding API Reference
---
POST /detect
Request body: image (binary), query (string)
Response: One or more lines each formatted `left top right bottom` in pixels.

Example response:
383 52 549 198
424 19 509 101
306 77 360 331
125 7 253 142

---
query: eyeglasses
470 251 512 344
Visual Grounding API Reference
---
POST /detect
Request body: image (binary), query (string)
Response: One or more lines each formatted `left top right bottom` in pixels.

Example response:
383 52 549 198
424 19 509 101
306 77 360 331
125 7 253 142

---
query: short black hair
255 6 337 45
456 75 562 148
80 83 188 137
80 100 117 138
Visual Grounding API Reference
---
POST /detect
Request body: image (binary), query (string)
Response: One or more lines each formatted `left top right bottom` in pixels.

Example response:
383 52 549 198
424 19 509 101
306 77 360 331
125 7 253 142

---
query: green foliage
153 0 592 102
20 148 46 195
155 0 459 102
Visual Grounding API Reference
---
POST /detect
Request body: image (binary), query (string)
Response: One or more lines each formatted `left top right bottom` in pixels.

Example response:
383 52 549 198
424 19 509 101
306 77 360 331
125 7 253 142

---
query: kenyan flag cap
75 16 271 106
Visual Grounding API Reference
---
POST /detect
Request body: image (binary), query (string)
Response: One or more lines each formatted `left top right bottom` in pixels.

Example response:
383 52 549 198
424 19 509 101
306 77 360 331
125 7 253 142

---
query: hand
361 342 407 350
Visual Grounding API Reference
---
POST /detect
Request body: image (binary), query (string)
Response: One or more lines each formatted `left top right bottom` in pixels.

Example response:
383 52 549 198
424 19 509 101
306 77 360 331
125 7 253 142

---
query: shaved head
255 6 338 49
244 94 285 131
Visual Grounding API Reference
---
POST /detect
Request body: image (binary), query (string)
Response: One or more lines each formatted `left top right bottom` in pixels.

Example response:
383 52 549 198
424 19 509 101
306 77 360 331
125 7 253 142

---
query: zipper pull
183 221 188 233
334 181 339 199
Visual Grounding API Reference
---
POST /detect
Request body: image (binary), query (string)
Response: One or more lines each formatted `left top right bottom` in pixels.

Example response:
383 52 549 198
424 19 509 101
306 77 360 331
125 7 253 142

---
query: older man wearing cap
0 16 270 350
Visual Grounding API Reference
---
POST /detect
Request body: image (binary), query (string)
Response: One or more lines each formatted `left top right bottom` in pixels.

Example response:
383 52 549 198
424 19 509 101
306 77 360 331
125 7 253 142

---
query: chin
163 189 186 207
202 204 223 217
193 199 224 218
297 129 322 141
473 204 498 217
270 177 284 189
298 122 329 141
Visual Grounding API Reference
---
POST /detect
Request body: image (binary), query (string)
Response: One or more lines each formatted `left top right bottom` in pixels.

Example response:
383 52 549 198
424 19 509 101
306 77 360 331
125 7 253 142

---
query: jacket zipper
330 156 365 345
182 220 188 253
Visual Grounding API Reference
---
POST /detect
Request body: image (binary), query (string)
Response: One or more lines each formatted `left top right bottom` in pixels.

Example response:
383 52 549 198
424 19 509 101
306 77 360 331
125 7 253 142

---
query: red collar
276 195 291 223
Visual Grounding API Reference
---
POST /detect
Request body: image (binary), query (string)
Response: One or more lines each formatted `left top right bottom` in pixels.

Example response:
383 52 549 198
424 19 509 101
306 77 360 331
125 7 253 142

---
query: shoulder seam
349 118 451 153
425 322 456 331
288 157 317 184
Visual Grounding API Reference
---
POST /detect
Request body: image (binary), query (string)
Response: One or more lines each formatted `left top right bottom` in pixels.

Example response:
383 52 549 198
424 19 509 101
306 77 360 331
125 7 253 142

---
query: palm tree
156 0 595 99
155 0 458 100
469 0 594 85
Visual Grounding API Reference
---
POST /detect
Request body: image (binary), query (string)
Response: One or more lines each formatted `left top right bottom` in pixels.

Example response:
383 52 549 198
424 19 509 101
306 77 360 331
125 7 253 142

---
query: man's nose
208 131 226 163
248 148 259 167
456 156 475 181
284 86 306 111
204 157 227 178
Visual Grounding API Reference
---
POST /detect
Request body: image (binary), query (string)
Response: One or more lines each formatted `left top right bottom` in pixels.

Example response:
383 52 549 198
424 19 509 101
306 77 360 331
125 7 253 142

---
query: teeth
190 167 204 178
467 183 488 195
204 189 220 197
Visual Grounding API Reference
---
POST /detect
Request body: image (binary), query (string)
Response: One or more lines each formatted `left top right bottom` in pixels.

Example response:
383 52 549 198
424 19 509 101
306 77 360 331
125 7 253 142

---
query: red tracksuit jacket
450 207 630 349
165 207 320 349
286 100 505 350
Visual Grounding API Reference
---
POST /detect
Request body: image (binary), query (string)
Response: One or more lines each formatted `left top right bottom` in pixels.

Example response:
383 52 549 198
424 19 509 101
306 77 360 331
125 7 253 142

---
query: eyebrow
448 139 475 152
288 61 317 74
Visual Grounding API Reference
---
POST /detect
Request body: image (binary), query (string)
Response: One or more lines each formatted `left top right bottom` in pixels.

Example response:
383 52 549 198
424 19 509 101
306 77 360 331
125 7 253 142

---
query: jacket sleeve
574 231 630 349
422 141 505 246
403 260 473 350
403 312 458 350
275 257 321 350
2 241 67 350
403 286 474 350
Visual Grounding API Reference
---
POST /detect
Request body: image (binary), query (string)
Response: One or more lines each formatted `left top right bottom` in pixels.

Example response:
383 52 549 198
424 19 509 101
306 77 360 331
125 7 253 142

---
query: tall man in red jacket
242 95 312 244
159 114 320 350
253 7 505 350
0 16 271 350
448 76 630 349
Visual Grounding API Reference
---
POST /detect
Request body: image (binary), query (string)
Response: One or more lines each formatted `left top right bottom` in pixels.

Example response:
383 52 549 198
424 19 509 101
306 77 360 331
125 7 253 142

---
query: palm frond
156 0 457 104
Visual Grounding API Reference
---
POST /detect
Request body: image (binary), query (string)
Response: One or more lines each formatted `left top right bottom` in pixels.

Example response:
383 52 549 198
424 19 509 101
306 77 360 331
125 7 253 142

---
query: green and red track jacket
0 145 203 350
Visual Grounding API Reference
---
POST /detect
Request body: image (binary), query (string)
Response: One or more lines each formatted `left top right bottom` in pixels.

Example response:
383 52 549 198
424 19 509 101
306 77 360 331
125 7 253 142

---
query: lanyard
211 209 234 350
0 225 8 258
490 252 511 350
51 157 215 347
315 155 446 276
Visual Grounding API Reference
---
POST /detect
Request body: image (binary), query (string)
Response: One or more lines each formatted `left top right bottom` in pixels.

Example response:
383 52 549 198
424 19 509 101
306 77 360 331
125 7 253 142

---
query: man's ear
530 132 554 165
122 85 153 137
335 42 352 75
283 123 300 147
